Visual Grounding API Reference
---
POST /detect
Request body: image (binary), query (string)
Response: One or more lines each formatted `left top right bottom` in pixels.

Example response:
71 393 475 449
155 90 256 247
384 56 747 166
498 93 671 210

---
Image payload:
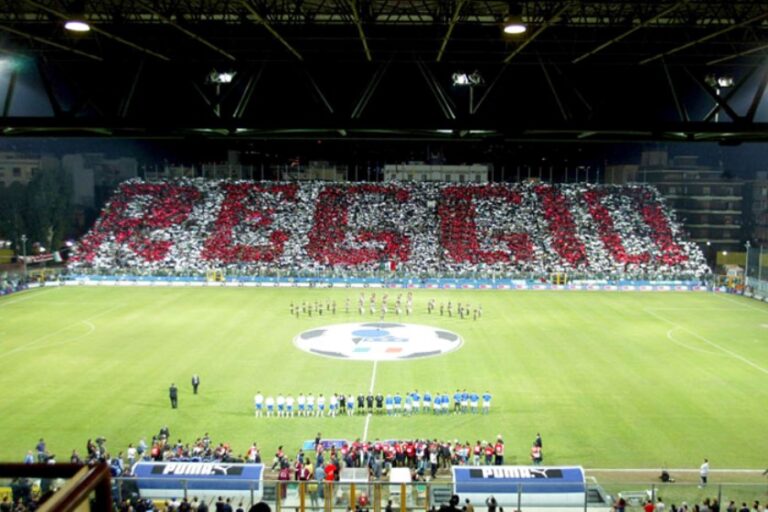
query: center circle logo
294 322 463 361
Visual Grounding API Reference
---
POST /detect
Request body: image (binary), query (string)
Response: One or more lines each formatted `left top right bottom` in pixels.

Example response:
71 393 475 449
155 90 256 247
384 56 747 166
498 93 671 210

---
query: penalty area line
645 308 768 376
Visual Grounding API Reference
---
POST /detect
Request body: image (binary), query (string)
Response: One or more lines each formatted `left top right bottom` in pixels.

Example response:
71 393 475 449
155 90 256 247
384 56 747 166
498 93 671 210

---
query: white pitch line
666 328 719 356
713 293 768 314
0 305 121 359
363 360 379 442
0 287 57 308
369 360 378 393
645 308 768 376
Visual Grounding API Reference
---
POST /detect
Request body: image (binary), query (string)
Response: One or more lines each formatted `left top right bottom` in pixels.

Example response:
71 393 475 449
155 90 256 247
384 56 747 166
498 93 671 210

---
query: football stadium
0 1 767 511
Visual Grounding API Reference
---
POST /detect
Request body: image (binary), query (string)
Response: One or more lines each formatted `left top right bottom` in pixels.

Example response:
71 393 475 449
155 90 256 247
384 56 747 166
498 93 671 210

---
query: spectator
70 179 708 279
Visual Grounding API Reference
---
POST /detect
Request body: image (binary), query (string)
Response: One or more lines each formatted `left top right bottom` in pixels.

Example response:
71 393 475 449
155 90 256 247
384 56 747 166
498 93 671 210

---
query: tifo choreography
70 179 708 278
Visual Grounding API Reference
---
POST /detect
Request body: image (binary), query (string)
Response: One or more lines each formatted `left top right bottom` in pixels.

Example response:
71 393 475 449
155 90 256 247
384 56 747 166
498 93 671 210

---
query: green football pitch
1 286 767 471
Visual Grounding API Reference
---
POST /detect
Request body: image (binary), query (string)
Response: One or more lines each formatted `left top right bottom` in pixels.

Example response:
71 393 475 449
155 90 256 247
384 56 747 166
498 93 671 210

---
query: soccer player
286 394 295 417
357 393 365 414
482 391 492 414
254 391 264 417
441 392 450 415
385 394 394 416
453 390 462 414
329 393 337 417
422 391 431 414
404 393 412 416
265 395 275 417
460 390 469 414
394 392 403 415
317 393 326 417
277 394 285 418
298 393 306 416
347 393 355 416
412 390 421 414
470 391 479 414
307 393 315 416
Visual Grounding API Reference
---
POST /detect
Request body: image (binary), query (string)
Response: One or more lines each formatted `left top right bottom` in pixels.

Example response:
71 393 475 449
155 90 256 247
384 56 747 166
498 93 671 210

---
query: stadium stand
70 179 709 278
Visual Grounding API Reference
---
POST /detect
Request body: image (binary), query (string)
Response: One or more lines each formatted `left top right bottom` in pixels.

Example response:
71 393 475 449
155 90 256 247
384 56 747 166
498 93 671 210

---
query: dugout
452 466 611 511
132 462 264 502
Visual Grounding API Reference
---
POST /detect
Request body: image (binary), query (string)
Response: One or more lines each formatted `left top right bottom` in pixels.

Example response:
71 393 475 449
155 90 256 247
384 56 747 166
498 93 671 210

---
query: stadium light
503 3 526 34
64 20 91 32
452 71 483 87
705 73 734 122
208 70 236 84
503 16 526 34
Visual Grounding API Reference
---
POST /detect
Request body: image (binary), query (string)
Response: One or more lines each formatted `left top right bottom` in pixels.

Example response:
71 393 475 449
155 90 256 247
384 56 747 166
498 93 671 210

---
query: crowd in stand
253 390 492 418
18 433 764 512
69 179 709 278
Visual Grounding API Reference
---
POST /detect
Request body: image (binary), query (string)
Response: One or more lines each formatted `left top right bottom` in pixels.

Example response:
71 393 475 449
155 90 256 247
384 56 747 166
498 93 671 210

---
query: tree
24 168 73 251
0 182 28 250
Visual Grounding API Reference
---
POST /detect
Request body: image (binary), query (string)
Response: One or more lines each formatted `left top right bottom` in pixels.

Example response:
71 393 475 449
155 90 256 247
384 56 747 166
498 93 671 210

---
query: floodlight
717 75 734 88
452 73 470 86
208 70 236 84
467 71 483 86
64 20 91 32
503 3 526 35
452 71 483 87
705 73 734 89
503 15 526 34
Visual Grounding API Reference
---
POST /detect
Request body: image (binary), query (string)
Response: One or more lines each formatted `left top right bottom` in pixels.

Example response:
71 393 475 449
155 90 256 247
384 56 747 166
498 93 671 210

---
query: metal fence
100 479 768 512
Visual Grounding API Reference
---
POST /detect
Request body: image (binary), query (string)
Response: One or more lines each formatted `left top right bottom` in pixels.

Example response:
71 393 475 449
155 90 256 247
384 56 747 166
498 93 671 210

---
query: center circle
294 322 463 361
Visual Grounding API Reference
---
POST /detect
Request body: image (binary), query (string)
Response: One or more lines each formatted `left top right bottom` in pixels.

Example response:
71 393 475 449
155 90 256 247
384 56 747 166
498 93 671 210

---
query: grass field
1 285 767 476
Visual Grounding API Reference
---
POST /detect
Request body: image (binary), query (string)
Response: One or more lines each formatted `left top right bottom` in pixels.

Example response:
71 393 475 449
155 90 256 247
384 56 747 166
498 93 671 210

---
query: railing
0 463 111 512
102 479 768 512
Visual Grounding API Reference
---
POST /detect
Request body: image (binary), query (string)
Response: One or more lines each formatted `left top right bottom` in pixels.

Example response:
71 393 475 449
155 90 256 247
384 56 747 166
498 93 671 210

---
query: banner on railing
132 462 263 500
452 466 588 506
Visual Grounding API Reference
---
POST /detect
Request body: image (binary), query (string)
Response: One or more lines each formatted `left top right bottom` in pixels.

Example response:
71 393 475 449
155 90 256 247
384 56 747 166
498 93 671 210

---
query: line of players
289 292 483 320
254 390 492 417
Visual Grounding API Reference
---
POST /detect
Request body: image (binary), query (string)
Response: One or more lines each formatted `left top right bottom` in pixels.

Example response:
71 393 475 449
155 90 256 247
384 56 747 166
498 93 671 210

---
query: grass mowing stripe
0 287 766 470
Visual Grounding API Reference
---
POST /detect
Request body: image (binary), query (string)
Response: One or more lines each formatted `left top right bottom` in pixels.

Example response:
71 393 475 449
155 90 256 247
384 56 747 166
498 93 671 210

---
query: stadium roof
0 0 767 142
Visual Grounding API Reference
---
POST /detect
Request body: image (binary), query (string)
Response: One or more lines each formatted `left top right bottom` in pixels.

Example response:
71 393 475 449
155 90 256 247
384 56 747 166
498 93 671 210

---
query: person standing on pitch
699 458 709 488
169 383 178 408
191 374 200 395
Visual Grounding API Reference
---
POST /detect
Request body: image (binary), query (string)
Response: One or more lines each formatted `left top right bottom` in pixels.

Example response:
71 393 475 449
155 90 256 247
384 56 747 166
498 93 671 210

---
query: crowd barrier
2 472 764 511
102 476 765 512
